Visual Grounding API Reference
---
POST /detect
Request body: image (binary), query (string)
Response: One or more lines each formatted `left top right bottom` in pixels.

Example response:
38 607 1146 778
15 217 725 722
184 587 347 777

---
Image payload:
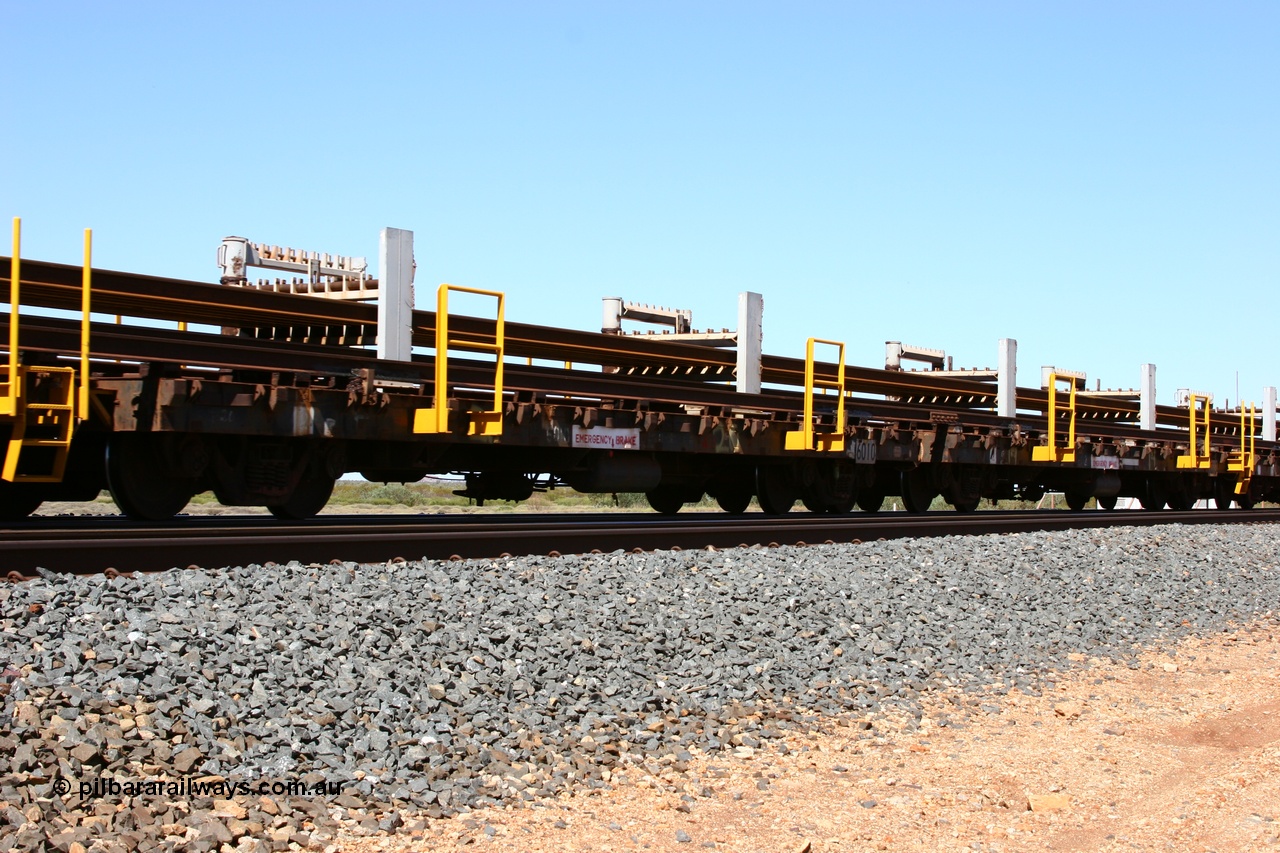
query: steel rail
0 314 1217 448
2 509 1275 576
0 259 1153 406
10 313 1268 460
3 315 810 416
0 316 1020 442
1 258 744 378
2 258 1264 438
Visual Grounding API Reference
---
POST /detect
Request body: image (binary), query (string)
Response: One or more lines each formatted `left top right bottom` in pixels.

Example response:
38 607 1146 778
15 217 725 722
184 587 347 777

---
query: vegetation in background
171 480 722 512
99 483 1258 513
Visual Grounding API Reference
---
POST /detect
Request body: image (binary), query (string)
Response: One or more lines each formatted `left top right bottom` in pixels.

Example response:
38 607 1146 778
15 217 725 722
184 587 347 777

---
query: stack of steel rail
0 249 1274 535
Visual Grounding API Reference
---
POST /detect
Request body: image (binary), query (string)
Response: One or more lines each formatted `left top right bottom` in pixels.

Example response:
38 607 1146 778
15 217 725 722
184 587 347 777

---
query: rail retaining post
736 291 762 394
1265 386 1277 442
997 338 1016 418
1140 364 1157 431
377 227 414 362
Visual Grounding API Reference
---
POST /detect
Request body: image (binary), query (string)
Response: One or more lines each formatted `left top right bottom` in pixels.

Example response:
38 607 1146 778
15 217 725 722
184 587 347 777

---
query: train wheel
857 491 885 513
829 493 857 514
1237 493 1256 510
1214 479 1236 510
802 493 858 514
0 482 43 521
646 486 687 515
1139 480 1166 511
269 474 335 521
900 468 936 514
1097 495 1118 511
949 495 981 513
1065 488 1091 511
756 467 797 515
107 435 196 521
715 490 753 514
1166 491 1194 512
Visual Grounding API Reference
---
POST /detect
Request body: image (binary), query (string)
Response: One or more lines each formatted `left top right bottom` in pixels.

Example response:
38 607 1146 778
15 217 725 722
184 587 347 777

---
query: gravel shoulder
339 623 1280 852
3 522 1279 852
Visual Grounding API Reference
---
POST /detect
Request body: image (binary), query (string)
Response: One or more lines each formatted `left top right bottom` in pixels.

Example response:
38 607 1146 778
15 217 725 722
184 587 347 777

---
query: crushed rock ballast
2 523 1278 851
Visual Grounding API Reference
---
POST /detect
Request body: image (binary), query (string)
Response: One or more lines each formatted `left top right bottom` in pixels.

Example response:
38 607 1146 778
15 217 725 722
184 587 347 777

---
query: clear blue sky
4 2 1276 407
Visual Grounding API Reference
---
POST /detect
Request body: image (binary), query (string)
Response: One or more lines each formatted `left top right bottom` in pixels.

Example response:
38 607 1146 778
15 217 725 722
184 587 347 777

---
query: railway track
5 508 1276 576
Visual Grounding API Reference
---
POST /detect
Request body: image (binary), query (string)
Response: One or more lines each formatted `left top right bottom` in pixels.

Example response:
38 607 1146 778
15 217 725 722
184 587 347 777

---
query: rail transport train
1 221 1277 522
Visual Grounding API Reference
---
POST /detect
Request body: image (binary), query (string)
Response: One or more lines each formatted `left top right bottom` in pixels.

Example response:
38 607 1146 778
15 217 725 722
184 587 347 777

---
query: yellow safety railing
785 337 845 452
1228 403 1256 495
1175 393 1212 470
2 218 21 419
413 284 505 437
80 229 92 417
1032 373 1077 463
1 218 87 483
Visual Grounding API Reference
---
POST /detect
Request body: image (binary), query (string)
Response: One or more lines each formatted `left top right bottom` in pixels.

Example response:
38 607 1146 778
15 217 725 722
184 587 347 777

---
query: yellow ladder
1227 403 1256 495
2 366 77 482
414 283 506 437
1033 373 1077 462
2 219 92 482
1176 393 1212 470
785 337 846 452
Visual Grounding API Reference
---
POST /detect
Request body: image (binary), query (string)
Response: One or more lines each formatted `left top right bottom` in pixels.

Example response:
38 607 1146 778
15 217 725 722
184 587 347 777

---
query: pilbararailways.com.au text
58 775 346 799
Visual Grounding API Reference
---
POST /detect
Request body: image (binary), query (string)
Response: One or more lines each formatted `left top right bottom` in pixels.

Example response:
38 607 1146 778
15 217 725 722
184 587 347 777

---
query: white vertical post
736 291 763 394
378 228 414 362
1264 386 1277 442
1140 363 1157 431
997 338 1017 418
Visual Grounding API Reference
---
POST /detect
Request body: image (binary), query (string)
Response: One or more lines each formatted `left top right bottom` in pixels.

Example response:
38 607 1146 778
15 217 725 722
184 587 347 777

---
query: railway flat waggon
2 220 1276 521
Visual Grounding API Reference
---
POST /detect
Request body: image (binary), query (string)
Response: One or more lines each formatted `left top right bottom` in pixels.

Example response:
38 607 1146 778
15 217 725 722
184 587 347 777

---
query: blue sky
4 2 1276 408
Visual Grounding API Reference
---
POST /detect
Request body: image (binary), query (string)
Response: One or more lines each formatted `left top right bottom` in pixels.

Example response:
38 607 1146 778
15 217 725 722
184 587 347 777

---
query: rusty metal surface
4 312 1268 477
1 257 1269 471
0 315 1153 452
1 257 1211 426
1 510 1275 576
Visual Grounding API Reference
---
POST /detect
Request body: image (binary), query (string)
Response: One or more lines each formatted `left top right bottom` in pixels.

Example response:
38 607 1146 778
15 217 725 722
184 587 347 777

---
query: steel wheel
646 486 687 515
900 468 936 514
269 474 335 520
828 493 858 514
1097 494 1118 511
0 482 43 521
1140 479 1166 511
1213 478 1237 510
1065 488 1091 512
715 490 752 515
756 467 797 515
107 435 196 521
857 491 886 513
949 495 981 513
800 492 857 514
